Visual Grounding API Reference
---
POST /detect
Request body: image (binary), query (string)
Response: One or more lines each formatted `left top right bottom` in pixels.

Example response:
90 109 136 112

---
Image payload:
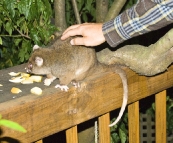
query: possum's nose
25 63 32 73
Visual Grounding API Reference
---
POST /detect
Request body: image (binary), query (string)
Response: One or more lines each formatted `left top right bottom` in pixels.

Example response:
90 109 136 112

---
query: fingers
70 37 85 45
61 24 81 40
62 24 80 34
62 23 88 34
71 37 99 46
60 23 105 46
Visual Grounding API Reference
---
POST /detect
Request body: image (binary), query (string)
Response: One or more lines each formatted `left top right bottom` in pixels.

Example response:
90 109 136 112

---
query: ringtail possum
25 37 128 127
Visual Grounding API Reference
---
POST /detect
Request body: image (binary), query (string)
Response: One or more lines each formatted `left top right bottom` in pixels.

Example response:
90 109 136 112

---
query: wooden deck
0 64 173 142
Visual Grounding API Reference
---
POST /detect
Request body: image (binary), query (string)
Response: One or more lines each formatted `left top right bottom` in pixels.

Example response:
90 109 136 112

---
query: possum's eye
35 56 43 67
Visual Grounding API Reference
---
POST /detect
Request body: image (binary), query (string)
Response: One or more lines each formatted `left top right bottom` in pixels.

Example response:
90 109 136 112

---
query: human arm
104 0 173 47
61 0 173 47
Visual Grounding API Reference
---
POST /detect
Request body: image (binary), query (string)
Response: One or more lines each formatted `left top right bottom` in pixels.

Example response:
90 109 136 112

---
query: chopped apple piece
9 71 42 84
11 87 22 94
21 73 30 78
9 76 24 83
0 84 3 86
21 78 34 84
30 75 42 82
8 72 21 76
30 87 42 95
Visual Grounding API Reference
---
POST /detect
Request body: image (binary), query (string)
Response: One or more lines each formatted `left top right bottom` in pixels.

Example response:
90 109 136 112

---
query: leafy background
0 0 56 69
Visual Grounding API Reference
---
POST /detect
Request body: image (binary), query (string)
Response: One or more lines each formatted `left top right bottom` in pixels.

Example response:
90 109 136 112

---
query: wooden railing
0 63 172 142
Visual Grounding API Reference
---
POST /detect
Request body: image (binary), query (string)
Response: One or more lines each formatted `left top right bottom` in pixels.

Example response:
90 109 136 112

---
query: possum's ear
35 56 43 67
33 45 40 51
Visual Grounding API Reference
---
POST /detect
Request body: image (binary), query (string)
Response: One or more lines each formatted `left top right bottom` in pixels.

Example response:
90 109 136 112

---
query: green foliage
65 0 96 26
77 0 96 22
0 0 57 69
0 114 27 133
65 0 76 26
110 113 128 143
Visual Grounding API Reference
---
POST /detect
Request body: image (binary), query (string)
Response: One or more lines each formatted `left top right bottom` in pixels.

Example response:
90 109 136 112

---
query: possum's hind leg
109 66 128 127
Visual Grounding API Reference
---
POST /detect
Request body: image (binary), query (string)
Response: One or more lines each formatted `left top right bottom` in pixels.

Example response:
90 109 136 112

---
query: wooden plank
35 140 43 143
155 90 166 143
128 101 140 143
0 64 173 142
66 126 78 143
99 113 110 143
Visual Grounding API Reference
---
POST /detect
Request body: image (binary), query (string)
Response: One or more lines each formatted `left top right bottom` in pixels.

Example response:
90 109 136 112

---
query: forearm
103 0 173 47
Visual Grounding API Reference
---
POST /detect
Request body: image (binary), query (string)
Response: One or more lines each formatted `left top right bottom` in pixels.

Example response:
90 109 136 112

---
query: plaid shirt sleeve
102 0 173 47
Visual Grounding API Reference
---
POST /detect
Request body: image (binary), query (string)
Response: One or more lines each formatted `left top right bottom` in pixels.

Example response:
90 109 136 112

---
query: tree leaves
119 126 127 143
65 0 96 25
17 0 32 19
0 37 2 45
0 0 56 69
5 22 13 35
18 40 31 62
3 0 16 18
110 113 128 143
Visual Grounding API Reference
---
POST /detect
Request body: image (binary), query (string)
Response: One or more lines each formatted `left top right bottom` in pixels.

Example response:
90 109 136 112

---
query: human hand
61 23 106 46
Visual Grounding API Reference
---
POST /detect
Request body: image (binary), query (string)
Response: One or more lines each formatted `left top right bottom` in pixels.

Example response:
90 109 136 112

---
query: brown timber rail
0 64 171 142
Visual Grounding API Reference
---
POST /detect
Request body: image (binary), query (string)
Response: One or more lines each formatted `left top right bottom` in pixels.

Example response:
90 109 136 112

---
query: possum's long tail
109 66 128 127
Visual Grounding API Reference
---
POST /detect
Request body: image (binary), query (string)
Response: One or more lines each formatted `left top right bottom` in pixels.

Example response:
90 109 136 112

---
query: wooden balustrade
0 64 172 142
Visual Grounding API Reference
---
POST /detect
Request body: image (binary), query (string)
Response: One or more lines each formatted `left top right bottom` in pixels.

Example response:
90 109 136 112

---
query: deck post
66 126 78 143
128 101 140 143
155 90 166 143
99 113 110 143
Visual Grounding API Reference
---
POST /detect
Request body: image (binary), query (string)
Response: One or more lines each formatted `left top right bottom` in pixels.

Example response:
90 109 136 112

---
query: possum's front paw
44 76 56 86
55 84 69 92
44 78 52 86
